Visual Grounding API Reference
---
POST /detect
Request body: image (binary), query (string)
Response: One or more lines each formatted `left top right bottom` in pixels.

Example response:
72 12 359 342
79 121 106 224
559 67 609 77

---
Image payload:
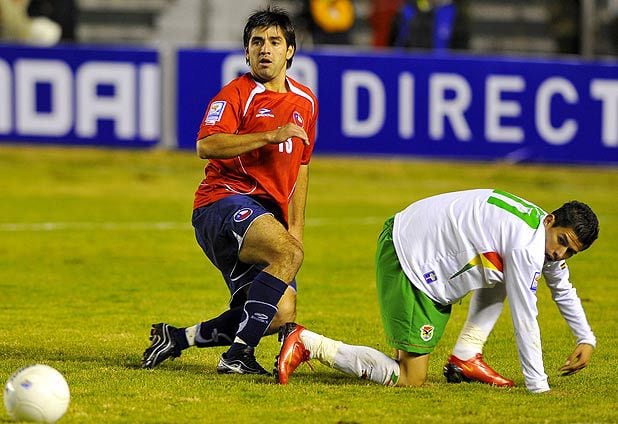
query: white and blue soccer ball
4 364 70 423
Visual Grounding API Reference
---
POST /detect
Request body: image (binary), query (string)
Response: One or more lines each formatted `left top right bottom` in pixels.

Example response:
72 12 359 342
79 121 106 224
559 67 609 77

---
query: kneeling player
275 189 599 393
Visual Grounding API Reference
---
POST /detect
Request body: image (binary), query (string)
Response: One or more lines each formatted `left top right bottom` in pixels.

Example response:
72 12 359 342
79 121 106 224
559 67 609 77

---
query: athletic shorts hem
386 338 434 355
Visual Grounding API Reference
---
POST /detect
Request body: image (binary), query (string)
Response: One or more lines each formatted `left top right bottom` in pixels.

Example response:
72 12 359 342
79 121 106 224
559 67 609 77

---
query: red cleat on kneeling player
275 323 311 384
443 353 515 387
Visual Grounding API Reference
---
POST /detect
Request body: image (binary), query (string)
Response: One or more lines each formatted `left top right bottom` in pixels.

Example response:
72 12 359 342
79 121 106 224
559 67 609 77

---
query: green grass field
1 145 617 423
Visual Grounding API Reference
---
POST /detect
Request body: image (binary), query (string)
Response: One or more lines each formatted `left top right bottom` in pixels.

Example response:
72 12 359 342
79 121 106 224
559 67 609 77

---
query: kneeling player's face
544 215 583 262
247 26 294 84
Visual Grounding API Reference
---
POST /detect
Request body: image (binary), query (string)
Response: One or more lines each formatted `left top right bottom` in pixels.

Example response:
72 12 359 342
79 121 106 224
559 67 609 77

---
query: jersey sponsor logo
423 270 437 284
256 108 275 118
293 111 304 127
233 208 253 222
530 271 541 292
205 100 226 125
420 324 434 341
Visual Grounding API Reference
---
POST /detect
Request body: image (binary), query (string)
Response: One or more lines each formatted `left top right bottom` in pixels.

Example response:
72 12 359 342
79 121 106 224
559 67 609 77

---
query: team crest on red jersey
293 111 304 127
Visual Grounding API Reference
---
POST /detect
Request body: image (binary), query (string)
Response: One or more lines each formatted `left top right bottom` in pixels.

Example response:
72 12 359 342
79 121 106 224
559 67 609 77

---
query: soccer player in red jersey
142 6 318 374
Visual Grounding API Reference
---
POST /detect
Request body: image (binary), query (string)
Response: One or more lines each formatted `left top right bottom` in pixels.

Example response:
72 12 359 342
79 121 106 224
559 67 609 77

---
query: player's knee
290 242 304 270
397 372 427 387
276 241 304 274
406 375 427 387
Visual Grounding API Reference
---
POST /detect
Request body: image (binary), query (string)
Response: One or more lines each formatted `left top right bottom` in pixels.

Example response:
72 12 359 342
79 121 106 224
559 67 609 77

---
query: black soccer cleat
141 323 182 369
216 345 271 375
443 361 470 384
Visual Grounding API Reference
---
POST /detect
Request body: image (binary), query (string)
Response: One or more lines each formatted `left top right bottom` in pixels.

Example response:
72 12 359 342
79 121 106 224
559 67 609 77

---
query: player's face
246 25 294 88
543 215 583 262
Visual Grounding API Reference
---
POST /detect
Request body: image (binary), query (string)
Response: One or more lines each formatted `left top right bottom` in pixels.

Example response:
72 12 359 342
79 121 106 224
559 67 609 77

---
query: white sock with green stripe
333 344 400 386
301 330 400 387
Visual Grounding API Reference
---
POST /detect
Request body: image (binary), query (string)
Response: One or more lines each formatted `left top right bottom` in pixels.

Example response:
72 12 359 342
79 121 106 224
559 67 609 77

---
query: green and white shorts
375 216 452 355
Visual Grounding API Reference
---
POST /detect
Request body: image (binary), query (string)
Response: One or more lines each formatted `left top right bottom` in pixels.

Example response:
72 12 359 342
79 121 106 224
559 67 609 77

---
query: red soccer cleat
275 322 310 384
443 354 515 387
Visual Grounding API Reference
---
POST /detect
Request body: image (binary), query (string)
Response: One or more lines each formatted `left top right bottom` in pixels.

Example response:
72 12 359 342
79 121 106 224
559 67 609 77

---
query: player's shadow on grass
0 345 214 374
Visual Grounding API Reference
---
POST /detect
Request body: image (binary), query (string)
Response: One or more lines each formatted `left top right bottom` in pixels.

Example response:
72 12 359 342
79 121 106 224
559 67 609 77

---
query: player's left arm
288 164 309 244
543 261 596 375
288 97 317 245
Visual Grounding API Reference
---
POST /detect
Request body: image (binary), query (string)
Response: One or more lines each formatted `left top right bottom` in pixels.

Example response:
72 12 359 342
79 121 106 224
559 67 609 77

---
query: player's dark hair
243 6 296 69
551 201 599 250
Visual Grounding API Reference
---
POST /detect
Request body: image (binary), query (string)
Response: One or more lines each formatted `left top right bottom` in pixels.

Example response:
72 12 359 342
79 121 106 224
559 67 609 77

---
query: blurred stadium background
69 0 618 57
1 0 616 165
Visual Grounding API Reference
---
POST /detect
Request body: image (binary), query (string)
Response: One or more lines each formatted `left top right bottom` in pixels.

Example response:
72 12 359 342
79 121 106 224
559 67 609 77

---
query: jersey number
278 138 293 154
487 189 544 229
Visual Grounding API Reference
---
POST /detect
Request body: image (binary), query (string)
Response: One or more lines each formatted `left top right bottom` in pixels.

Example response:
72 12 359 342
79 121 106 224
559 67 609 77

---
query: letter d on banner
342 70 385 137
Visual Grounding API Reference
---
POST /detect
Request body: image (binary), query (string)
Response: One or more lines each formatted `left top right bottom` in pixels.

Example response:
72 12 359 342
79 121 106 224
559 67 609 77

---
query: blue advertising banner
0 44 160 147
177 49 617 165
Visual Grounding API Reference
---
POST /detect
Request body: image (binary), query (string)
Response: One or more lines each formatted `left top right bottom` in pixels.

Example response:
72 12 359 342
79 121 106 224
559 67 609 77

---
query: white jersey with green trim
392 188 550 392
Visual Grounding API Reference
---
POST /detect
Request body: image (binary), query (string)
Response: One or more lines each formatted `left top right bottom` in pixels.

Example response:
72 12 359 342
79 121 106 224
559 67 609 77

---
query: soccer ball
3 364 70 423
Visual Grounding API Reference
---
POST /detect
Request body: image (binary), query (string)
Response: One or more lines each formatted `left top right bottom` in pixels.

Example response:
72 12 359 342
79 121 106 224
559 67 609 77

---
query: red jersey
193 73 318 224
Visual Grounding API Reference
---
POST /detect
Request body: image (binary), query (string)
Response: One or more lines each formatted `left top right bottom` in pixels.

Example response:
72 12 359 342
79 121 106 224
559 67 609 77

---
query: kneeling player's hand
559 343 594 376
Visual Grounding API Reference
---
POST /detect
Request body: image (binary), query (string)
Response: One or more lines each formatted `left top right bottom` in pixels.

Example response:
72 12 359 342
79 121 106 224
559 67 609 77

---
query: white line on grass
0 222 187 231
0 217 384 232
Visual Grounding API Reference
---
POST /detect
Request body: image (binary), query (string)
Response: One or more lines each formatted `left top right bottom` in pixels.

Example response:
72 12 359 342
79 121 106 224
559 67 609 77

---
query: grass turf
0 145 616 423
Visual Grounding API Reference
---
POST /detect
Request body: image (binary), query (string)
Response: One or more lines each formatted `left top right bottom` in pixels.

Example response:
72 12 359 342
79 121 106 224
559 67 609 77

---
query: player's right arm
504 248 549 393
197 124 308 159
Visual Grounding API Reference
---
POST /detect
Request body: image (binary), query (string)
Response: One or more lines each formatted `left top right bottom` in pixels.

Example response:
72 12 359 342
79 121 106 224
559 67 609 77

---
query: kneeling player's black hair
551 201 599 250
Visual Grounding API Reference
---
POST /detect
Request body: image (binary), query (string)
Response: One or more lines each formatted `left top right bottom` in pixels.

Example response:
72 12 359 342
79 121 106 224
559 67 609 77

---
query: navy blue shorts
192 194 297 308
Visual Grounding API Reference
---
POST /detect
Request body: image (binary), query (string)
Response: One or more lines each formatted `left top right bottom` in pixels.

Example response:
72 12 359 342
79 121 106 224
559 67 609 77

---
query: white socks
300 329 341 366
300 330 400 387
452 286 506 360
185 324 198 347
452 322 489 360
